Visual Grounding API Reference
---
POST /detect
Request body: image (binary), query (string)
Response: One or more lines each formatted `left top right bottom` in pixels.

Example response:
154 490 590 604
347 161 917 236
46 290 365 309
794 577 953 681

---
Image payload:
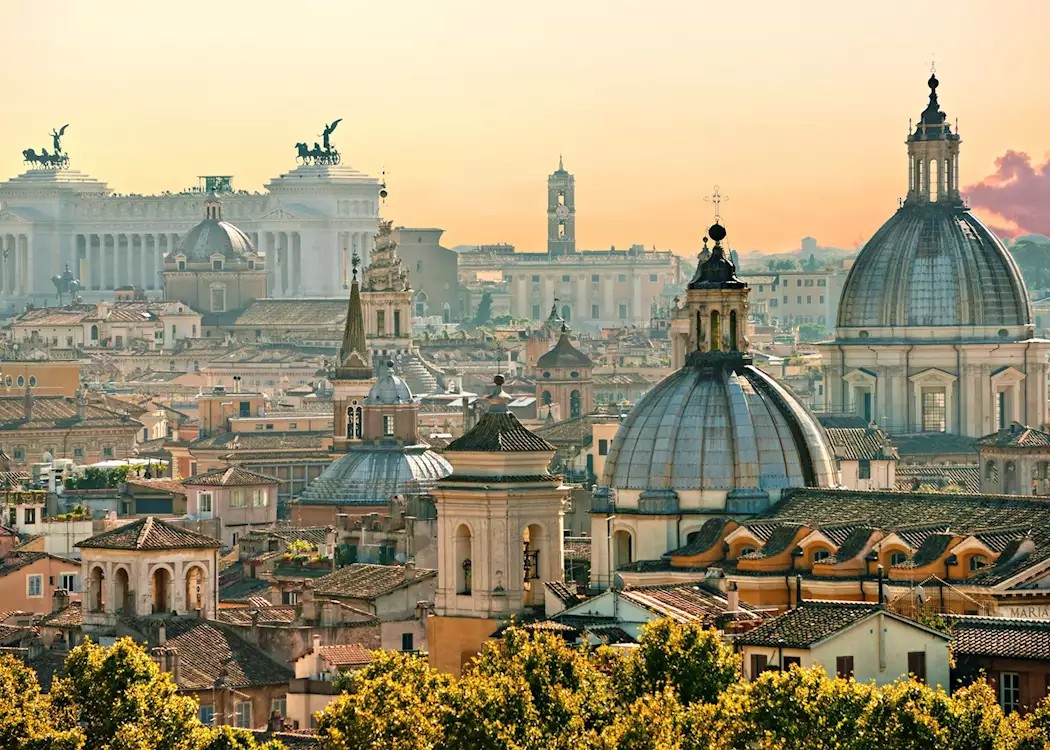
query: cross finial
704 185 727 222
930 56 936 75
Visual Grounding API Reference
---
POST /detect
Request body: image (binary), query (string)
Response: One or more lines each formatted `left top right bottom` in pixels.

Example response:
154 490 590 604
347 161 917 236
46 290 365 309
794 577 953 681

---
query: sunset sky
2 0 1048 255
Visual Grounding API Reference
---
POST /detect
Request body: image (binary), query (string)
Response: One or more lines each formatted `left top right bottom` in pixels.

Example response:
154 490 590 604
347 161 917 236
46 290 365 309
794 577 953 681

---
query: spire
912 70 956 141
336 252 371 378
203 191 222 221
558 154 563 171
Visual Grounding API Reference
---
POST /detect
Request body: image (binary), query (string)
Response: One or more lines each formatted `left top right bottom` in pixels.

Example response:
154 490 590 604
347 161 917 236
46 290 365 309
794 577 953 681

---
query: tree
0 654 83 750
474 292 493 326
49 637 207 750
614 619 739 706
798 323 828 343
317 651 451 750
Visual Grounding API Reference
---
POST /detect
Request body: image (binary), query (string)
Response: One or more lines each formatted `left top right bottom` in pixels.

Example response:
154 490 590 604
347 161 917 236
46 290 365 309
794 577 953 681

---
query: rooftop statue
22 125 70 169
295 119 342 165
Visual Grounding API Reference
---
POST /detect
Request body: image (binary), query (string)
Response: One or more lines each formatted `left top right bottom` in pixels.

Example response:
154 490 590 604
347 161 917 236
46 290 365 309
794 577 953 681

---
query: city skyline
2 0 1049 255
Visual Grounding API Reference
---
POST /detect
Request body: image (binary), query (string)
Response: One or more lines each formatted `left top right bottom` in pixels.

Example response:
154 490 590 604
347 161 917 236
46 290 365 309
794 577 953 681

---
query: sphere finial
494 373 505 387
708 222 727 243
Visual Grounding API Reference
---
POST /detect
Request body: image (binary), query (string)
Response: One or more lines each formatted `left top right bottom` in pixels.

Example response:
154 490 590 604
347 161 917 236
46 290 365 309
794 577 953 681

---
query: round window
858 330 869 339
3 376 10 386
28 376 37 387
998 328 1009 338
16 376 25 387
542 371 551 379
570 371 579 378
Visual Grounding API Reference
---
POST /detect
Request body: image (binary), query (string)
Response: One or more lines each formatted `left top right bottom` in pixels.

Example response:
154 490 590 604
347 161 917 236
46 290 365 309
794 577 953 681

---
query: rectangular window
820 295 825 304
1000 672 1020 714
24 507 36 525
27 574 42 598
858 460 871 479
234 701 252 728
818 279 826 287
198 704 214 726
13 447 25 461
591 304 600 319
649 274 658 282
59 573 78 592
796 279 802 287
102 446 114 459
384 415 394 436
783 656 802 670
198 492 213 514
797 296 802 304
289 422 298 429
749 654 768 679
253 489 267 507
591 274 599 283
561 274 570 282
835 655 854 678
376 310 386 336
230 491 245 509
531 275 540 283
806 295 812 304
907 651 927 683
401 632 414 651
271 698 286 719
618 304 628 319
922 390 947 433
532 304 541 319
73 447 84 458
617 274 627 282
598 439 609 456
212 260 223 271
783 295 788 304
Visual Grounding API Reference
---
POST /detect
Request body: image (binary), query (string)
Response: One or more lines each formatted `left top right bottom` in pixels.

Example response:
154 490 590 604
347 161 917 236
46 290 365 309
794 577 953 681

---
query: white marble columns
0 233 29 296
75 233 172 292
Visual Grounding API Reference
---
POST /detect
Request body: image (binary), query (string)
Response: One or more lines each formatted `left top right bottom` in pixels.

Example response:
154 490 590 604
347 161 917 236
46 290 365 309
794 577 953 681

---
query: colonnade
0 234 30 296
74 232 177 291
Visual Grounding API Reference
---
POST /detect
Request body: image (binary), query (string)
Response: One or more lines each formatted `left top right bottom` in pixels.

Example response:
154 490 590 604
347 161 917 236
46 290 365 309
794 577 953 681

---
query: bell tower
428 375 567 675
547 156 576 255
332 253 376 453
905 72 962 206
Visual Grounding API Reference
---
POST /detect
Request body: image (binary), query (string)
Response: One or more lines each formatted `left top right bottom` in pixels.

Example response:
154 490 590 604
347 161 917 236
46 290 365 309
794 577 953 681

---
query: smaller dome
366 362 413 404
298 446 452 506
170 195 255 261
536 327 592 369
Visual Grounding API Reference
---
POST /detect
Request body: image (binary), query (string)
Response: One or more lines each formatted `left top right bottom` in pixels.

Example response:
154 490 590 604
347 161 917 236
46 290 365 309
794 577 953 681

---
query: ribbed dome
170 195 255 261
536 330 592 369
367 363 413 404
837 205 1030 334
602 364 837 494
297 446 451 505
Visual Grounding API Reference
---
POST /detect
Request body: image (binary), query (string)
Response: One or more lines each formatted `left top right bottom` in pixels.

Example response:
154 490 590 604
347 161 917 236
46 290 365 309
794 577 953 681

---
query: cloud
964 151 1050 237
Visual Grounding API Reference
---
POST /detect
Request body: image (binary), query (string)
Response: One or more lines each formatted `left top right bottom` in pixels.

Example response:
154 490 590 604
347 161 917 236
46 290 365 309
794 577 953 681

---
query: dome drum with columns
592 221 838 587
820 74 1050 438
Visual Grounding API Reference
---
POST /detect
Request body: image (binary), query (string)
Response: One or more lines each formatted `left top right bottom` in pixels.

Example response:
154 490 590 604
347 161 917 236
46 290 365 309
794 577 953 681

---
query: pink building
182 467 278 548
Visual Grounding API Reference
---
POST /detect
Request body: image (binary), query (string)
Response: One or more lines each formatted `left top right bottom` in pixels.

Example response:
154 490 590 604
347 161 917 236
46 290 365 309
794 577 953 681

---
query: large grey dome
169 195 255 261
367 363 413 404
602 364 837 495
297 446 451 506
837 202 1031 335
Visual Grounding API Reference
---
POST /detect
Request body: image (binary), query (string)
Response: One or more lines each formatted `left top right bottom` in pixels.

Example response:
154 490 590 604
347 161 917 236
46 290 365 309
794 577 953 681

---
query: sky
2 0 1049 255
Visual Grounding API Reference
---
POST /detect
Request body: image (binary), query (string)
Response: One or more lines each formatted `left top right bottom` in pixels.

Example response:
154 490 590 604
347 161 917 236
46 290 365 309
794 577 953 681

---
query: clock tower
547 156 575 255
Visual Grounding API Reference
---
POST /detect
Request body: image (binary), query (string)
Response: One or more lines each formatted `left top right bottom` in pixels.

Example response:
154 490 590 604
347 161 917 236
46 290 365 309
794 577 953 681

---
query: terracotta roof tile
951 616 1050 660
312 563 435 601
183 466 279 487
318 643 373 668
825 427 895 461
446 411 555 453
156 617 293 690
977 424 1050 448
735 601 885 648
76 517 221 550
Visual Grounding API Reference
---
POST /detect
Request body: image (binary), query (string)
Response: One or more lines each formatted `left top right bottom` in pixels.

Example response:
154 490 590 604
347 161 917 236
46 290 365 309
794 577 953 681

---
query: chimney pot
726 582 739 614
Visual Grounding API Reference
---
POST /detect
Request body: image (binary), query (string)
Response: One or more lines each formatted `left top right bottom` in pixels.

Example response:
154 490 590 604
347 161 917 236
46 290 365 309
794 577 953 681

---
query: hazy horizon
2 0 1048 256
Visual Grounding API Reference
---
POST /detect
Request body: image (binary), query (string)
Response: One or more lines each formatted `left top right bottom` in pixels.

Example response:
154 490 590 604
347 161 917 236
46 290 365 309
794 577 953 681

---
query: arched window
523 524 545 603
710 310 721 351
114 567 131 615
695 311 703 350
90 566 105 613
612 529 633 570
415 291 428 317
969 554 988 573
455 525 472 594
185 566 205 612
889 551 909 566
90 324 99 341
442 302 452 324
541 390 552 406
985 461 999 482
346 404 363 439
930 159 939 201
570 389 582 418
729 310 739 351
152 567 172 614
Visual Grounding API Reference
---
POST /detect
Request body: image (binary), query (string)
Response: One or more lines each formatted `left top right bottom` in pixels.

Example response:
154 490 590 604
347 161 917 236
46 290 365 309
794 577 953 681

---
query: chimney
877 564 885 605
325 526 336 559
312 632 321 655
250 609 260 643
169 647 181 685
52 588 69 614
794 574 803 609
23 385 34 422
336 513 349 531
404 560 416 580
156 622 166 646
726 582 739 614
76 390 87 420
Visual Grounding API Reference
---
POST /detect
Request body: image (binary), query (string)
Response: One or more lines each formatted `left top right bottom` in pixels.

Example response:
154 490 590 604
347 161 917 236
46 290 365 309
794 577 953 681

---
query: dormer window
212 258 223 271
247 258 256 270
176 255 187 272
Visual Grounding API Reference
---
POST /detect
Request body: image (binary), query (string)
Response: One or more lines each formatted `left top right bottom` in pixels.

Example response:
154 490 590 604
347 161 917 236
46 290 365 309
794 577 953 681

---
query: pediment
990 366 1026 384
843 367 878 385
256 207 300 222
0 210 30 224
908 367 957 385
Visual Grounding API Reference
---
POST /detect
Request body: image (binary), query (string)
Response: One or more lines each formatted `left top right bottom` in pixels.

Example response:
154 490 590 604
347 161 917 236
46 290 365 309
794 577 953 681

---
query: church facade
819 74 1050 437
